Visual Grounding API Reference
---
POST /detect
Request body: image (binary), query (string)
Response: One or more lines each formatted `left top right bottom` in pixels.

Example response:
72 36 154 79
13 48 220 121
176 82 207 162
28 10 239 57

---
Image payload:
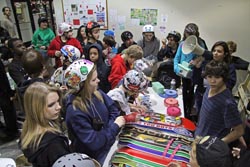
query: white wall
50 0 250 61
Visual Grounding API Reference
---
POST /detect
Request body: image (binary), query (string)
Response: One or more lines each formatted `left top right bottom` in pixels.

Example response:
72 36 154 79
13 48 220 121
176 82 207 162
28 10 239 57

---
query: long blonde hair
71 66 103 112
21 82 61 150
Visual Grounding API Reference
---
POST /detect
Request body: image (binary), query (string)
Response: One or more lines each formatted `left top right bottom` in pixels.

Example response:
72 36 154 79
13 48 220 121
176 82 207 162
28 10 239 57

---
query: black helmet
121 31 133 42
38 17 48 26
167 30 181 42
85 21 100 35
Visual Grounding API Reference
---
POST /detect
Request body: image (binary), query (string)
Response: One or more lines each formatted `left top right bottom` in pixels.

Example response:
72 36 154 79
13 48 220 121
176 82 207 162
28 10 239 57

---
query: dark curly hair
202 60 229 82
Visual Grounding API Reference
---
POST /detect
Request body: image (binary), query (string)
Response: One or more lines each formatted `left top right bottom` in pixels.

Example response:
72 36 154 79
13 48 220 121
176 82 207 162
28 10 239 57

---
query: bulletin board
62 0 108 29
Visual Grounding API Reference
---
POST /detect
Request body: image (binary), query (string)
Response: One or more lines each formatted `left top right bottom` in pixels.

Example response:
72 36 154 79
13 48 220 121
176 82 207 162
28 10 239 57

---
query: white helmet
142 24 154 33
0 158 16 167
64 59 94 90
60 45 81 63
51 67 64 86
133 59 149 72
58 22 73 35
123 70 149 92
52 153 100 167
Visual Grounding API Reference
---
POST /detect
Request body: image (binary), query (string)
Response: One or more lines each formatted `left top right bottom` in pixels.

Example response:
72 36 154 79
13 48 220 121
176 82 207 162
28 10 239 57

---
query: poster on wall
131 8 158 26
62 0 108 29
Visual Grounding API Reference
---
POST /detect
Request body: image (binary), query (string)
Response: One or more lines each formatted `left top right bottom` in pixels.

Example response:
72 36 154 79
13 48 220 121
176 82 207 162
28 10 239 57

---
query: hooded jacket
47 36 83 68
22 132 70 167
32 27 55 50
64 90 120 165
86 43 111 93
108 54 130 89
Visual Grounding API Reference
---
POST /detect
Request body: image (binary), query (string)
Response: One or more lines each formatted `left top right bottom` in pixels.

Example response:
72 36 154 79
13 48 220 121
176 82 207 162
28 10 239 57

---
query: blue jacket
174 38 208 75
65 90 120 165
174 41 195 74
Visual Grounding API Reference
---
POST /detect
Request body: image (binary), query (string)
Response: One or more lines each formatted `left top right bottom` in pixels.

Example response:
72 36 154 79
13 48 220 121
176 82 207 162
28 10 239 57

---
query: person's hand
10 96 15 101
124 112 139 122
102 49 108 57
55 51 62 57
60 85 68 92
40 46 46 50
232 147 241 159
27 45 33 50
131 105 147 113
114 116 126 127
161 39 167 49
190 56 204 68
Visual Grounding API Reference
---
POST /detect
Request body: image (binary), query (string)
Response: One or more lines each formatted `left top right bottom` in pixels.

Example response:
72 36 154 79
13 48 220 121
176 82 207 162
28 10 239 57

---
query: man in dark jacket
7 38 27 85
0 59 18 140
117 31 137 54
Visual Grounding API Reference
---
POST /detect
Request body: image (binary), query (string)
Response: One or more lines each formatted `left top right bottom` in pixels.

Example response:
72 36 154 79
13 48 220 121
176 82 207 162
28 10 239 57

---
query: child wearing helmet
47 22 83 68
117 30 137 54
63 59 125 166
158 30 181 61
53 153 100 167
84 21 103 55
32 17 55 61
108 69 149 115
152 30 182 86
20 82 71 167
173 23 208 120
108 45 143 89
137 24 160 63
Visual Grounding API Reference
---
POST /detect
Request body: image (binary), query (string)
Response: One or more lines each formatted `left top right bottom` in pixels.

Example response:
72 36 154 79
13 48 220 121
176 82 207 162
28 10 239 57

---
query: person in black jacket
0 26 12 62
117 31 137 54
20 82 71 167
227 41 249 70
0 59 18 140
7 38 27 85
16 49 47 122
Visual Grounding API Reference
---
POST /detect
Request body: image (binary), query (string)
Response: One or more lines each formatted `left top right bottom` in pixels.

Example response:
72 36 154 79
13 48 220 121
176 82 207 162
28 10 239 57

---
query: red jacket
108 54 129 89
47 36 83 68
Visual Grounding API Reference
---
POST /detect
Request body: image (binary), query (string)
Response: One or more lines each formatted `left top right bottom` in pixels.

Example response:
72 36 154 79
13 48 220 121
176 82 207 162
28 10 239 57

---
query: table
146 87 184 117
103 87 184 166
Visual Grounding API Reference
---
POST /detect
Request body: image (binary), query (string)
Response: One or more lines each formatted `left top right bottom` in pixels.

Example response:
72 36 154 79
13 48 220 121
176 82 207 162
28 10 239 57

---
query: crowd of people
0 5 250 167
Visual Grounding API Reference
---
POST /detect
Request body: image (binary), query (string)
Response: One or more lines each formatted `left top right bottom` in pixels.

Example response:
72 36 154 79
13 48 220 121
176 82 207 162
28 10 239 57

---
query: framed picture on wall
62 0 108 29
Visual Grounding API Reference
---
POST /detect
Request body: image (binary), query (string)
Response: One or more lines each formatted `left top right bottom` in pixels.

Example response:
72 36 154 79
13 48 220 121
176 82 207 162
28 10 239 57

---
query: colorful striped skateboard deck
119 134 191 153
112 147 188 167
119 140 190 163
121 126 194 145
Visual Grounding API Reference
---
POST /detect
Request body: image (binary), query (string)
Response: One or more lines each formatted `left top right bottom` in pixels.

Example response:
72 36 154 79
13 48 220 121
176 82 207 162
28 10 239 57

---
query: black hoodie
86 43 111 93
21 132 70 167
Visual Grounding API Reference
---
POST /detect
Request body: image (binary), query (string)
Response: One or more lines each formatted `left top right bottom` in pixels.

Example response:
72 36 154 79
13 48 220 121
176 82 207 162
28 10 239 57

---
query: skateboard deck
113 147 188 167
119 133 191 153
126 121 194 138
119 140 190 163
139 112 196 131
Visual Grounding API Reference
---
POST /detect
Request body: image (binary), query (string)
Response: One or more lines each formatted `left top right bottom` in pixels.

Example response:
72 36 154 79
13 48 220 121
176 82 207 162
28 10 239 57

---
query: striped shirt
195 87 242 139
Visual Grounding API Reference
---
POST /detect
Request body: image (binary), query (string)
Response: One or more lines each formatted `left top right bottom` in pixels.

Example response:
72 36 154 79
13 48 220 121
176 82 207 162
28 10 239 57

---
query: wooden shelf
238 71 250 115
